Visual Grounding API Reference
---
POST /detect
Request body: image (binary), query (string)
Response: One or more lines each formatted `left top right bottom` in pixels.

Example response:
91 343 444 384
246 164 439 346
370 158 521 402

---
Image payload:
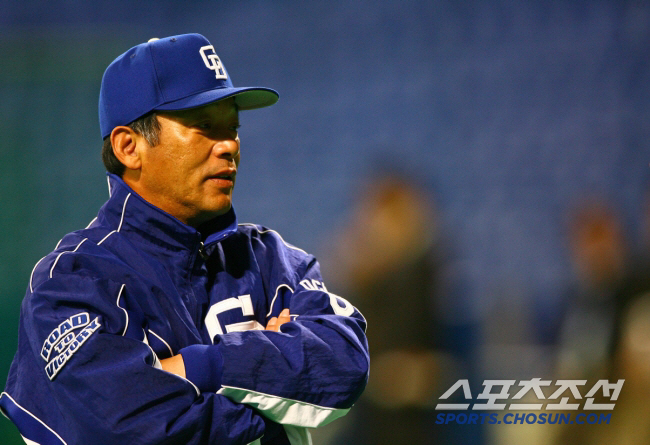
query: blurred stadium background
1 1 649 444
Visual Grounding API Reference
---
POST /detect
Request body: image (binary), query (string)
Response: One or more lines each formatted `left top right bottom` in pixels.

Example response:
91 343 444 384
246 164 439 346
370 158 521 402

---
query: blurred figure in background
556 200 629 378
555 198 650 444
557 199 650 376
320 171 475 445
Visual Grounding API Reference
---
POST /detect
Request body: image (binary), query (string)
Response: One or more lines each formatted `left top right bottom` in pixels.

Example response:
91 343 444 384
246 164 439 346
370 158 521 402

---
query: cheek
154 140 195 169
142 146 190 188
146 154 179 181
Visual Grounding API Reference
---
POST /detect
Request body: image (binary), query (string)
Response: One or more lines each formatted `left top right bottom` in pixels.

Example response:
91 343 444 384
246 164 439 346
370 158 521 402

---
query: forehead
159 98 238 121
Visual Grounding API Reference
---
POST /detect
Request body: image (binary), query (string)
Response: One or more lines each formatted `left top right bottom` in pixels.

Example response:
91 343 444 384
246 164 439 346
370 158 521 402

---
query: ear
110 126 143 171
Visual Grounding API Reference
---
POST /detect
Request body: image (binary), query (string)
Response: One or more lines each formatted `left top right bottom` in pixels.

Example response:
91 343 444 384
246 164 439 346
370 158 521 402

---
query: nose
212 136 240 160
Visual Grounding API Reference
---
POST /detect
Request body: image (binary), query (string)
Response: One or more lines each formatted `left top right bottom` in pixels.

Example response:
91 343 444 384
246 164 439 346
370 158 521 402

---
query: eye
196 122 212 130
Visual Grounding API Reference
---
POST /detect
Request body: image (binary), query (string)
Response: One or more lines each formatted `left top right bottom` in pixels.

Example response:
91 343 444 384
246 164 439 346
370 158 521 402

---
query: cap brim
154 87 279 112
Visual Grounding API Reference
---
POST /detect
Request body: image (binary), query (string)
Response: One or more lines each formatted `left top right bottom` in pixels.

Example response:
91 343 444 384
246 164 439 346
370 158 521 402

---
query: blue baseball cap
99 33 279 139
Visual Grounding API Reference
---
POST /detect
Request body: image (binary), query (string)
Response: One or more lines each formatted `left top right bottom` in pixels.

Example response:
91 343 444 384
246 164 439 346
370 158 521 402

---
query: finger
278 308 291 325
266 317 278 331
160 355 186 378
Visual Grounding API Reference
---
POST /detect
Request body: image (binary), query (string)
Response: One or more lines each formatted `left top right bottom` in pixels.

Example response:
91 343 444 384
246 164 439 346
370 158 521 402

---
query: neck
121 172 200 227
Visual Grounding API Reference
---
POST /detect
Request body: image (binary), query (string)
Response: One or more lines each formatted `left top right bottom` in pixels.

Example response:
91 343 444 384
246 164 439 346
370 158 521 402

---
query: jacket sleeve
3 271 271 445
180 231 370 430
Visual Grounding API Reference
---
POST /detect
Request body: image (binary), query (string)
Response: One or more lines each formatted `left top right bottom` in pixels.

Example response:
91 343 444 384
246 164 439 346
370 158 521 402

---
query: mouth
207 169 237 186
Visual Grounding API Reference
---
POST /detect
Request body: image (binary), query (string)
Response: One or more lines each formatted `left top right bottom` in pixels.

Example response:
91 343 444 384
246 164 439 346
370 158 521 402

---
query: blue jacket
1 174 369 445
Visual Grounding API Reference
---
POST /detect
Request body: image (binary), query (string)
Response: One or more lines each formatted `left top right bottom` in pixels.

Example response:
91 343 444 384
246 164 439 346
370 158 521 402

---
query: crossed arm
160 308 291 378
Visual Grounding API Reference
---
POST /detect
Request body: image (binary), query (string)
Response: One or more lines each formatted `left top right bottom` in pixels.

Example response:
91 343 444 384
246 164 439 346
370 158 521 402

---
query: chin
208 200 233 216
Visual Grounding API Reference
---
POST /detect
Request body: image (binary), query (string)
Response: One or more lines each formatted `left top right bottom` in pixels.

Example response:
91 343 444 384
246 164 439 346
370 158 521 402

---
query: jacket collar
99 173 238 254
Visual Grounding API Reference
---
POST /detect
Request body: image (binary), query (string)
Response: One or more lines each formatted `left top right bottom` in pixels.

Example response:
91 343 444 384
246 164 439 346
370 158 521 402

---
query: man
1 33 369 445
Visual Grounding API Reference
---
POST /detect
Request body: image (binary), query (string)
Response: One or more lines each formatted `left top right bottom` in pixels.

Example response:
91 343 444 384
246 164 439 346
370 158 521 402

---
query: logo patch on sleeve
41 312 101 381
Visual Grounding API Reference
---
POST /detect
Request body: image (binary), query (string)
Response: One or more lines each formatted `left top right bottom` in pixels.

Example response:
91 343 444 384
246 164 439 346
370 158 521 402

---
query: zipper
187 239 209 328
198 241 209 260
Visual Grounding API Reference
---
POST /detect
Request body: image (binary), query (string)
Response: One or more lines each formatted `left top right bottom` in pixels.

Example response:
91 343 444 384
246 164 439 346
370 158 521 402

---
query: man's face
136 98 240 227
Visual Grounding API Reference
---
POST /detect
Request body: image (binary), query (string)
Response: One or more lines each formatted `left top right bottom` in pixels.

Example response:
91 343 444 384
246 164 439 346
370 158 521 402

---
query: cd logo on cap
199 45 228 80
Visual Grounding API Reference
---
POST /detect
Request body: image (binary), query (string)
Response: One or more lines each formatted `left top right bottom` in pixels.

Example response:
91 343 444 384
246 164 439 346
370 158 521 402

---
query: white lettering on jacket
41 312 90 361
45 316 101 381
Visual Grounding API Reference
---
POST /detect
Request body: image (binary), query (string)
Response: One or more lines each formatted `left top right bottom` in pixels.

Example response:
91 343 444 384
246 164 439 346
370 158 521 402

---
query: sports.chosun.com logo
435 378 623 426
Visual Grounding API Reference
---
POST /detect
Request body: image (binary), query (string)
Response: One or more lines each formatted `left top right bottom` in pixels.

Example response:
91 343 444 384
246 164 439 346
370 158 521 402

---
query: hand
265 308 291 332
